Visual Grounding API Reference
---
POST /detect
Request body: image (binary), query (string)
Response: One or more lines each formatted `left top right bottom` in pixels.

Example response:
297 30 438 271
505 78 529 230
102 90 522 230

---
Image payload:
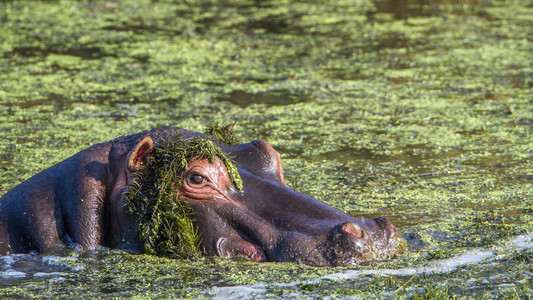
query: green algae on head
123 130 242 259
205 123 243 190
206 122 241 145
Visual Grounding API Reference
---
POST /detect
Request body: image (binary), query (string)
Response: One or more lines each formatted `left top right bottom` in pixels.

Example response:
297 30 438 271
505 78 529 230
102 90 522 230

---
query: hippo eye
187 173 206 185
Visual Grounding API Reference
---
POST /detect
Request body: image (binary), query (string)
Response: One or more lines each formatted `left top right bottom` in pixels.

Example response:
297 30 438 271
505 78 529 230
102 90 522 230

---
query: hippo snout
369 217 402 259
319 217 401 266
324 222 378 266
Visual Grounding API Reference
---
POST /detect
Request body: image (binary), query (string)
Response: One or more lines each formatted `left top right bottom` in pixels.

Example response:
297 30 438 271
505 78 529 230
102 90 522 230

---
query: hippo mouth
216 237 268 262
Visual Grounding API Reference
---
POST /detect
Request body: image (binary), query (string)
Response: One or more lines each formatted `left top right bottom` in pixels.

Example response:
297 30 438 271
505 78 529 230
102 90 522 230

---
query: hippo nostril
340 222 365 238
374 217 392 230
325 222 378 266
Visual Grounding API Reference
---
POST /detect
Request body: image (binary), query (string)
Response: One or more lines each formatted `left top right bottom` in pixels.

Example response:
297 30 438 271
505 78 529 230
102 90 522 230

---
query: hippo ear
128 136 154 172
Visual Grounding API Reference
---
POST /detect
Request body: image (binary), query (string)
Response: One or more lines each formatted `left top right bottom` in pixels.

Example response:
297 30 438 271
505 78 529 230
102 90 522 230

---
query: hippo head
123 129 401 267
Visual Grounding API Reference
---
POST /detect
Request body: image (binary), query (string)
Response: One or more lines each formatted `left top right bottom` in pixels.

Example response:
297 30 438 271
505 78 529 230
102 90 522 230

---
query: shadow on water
4 93 69 110
307 144 456 173
350 207 443 230
374 0 482 20
374 0 425 20
213 90 310 108
9 46 112 61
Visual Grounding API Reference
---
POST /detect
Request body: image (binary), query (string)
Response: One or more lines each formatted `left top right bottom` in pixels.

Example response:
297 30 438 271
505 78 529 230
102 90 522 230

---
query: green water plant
123 126 242 259
206 122 241 145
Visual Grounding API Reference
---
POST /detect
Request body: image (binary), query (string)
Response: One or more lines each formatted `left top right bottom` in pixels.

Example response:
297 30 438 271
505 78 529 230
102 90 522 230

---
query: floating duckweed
205 122 241 145
124 128 242 259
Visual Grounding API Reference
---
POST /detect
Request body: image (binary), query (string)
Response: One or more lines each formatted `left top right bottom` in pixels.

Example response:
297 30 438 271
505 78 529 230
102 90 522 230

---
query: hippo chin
0 126 401 266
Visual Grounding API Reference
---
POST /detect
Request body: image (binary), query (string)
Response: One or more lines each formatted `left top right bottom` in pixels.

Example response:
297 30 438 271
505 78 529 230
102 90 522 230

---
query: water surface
0 0 531 298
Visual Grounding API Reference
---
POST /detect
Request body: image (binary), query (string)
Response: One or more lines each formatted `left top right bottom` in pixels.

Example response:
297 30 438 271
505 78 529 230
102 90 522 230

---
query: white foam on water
48 277 66 285
508 233 533 249
210 286 268 300
305 248 494 282
0 250 85 280
0 255 17 267
204 233 533 298
0 254 29 279
33 272 67 277
71 264 86 272
41 255 78 268
1 269 27 278
319 232 533 281
406 248 494 275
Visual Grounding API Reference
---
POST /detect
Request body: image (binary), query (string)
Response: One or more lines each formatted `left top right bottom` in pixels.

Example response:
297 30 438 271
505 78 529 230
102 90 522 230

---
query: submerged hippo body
0 127 401 266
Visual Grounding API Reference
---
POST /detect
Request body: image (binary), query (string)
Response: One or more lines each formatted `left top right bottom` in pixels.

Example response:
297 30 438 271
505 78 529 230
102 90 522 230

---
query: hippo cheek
189 204 325 265
184 199 277 262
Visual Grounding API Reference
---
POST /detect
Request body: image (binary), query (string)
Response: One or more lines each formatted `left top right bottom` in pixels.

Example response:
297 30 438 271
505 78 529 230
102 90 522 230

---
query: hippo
0 126 401 266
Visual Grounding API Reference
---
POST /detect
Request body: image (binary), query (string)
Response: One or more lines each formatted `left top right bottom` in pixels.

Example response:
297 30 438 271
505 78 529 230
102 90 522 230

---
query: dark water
214 90 309 107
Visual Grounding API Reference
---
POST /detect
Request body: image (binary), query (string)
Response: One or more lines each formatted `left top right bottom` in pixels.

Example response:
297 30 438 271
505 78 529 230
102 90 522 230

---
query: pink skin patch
217 237 267 262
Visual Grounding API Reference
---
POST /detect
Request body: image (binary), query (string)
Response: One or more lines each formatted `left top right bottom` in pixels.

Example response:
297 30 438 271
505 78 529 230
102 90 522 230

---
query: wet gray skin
0 127 401 266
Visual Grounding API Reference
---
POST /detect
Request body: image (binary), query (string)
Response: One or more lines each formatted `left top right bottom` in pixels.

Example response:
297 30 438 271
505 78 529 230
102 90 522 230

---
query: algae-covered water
0 0 532 298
